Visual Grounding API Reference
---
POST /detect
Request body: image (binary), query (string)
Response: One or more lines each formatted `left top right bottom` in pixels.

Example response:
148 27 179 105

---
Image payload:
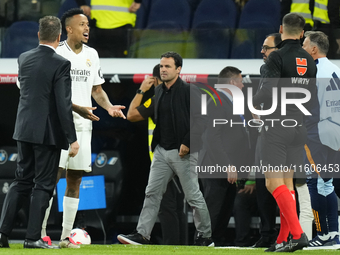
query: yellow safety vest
91 0 137 29
313 0 330 24
290 0 314 27
148 117 155 161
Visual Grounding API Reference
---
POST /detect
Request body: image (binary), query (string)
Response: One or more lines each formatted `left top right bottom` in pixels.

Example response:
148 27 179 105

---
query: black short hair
267 33 282 47
152 64 161 81
39 16 61 43
160 51 183 68
304 31 329 55
61 8 84 34
282 13 305 36
217 66 242 84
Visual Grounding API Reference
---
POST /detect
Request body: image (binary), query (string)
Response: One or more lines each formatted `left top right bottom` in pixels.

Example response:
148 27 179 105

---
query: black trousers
0 141 60 240
158 176 186 245
233 187 258 246
201 178 236 245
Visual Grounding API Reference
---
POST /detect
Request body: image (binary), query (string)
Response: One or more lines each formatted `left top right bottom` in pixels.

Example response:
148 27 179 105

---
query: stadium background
0 0 340 245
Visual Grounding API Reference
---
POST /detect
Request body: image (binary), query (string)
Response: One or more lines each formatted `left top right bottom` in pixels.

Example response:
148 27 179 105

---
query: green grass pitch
1 244 334 255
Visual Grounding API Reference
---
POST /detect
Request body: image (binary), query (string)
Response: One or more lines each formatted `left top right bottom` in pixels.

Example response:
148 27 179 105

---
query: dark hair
304 31 329 55
39 16 61 43
217 66 242 84
282 13 305 36
267 33 282 47
152 64 161 81
61 8 84 34
160 51 183 68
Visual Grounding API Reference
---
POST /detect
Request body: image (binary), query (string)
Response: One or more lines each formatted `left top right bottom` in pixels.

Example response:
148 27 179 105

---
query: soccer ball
70 228 91 245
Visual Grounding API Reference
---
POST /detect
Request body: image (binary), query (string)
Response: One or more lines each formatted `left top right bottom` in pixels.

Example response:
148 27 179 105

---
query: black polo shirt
158 83 177 150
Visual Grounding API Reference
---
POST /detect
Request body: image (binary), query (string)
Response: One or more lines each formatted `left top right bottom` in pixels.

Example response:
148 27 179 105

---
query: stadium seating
146 0 192 30
188 0 238 58
231 0 281 59
57 0 79 18
130 0 192 58
135 0 152 29
1 21 39 58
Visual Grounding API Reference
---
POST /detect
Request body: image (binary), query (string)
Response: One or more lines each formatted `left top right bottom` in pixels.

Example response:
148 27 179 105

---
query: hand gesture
78 106 100 121
108 105 126 119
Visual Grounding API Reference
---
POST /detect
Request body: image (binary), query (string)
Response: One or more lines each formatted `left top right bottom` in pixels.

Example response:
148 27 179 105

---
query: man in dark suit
0 15 79 249
118 52 213 246
198 66 251 246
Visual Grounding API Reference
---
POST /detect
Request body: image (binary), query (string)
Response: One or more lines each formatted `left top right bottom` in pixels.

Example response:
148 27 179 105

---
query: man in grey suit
0 16 79 249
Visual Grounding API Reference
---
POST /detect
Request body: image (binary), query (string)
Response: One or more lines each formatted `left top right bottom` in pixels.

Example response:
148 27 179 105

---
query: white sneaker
59 237 80 248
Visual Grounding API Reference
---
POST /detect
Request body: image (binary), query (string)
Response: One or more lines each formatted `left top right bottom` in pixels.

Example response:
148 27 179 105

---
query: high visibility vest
290 0 314 27
313 0 330 24
148 117 156 161
91 0 136 29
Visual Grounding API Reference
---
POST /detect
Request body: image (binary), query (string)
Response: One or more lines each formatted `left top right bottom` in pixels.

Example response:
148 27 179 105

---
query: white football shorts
59 130 92 172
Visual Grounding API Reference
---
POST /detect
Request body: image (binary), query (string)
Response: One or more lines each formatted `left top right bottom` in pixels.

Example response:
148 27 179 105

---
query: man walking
118 51 213 246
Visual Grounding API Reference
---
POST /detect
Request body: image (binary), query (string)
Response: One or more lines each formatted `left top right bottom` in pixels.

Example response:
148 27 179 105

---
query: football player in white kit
302 31 340 248
41 8 126 248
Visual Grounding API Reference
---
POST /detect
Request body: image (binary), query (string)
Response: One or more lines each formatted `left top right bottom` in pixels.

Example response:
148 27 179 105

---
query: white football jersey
57 41 104 131
314 57 340 150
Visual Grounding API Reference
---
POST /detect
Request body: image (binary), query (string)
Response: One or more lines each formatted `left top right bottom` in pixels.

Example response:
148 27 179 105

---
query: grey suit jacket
13 45 77 149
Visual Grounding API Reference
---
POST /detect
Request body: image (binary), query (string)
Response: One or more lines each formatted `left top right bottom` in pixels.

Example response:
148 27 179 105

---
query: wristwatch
136 89 145 95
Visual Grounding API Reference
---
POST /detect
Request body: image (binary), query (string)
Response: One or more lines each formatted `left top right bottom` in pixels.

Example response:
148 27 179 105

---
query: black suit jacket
13 45 76 149
198 90 250 178
152 77 205 153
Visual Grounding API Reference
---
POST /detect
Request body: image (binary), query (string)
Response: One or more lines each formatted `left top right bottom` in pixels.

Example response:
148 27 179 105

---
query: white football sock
329 231 339 239
61 196 79 240
318 233 330 240
296 183 314 240
41 197 53 238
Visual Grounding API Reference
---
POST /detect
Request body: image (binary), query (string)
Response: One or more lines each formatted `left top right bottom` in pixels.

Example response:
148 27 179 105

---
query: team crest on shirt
86 59 92 67
296 58 307 76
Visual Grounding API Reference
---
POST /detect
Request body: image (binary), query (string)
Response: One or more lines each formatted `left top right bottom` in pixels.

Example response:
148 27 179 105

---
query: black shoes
253 237 275 248
24 238 60 249
275 233 308 252
194 233 215 247
117 231 151 245
264 241 287 252
0 233 9 248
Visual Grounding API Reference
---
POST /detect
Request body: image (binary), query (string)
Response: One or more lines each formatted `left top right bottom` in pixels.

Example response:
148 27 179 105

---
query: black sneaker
264 241 287 252
194 233 214 247
117 231 150 245
276 233 308 252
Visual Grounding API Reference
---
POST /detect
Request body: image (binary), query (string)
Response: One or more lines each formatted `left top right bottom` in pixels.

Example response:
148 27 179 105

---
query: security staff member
75 0 142 57
252 13 317 252
281 0 340 29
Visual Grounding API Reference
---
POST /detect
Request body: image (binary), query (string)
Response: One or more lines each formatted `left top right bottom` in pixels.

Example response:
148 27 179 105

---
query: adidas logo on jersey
326 72 340 91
